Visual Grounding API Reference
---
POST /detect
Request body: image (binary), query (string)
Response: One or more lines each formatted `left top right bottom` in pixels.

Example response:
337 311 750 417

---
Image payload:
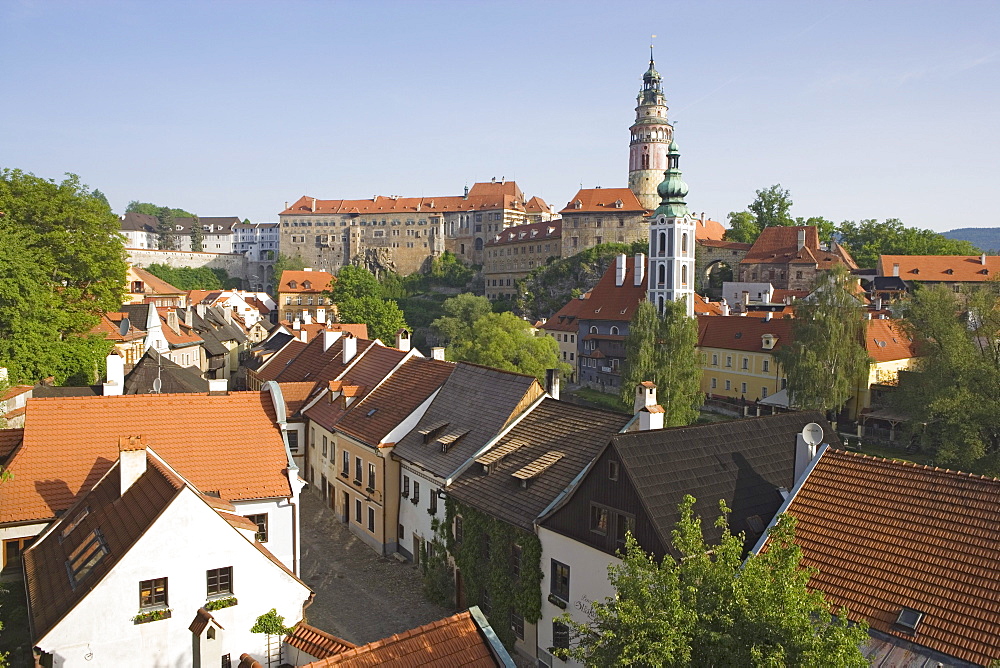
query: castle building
647 141 696 318
628 50 674 211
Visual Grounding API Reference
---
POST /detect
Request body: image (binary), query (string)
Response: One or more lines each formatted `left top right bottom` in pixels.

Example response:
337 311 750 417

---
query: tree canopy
189 215 203 252
775 266 871 415
0 169 126 384
724 185 834 244
837 218 980 268
143 263 239 291
620 300 702 426
337 295 409 344
893 284 1000 476
270 253 306 293
555 496 868 667
125 200 193 217
331 264 383 302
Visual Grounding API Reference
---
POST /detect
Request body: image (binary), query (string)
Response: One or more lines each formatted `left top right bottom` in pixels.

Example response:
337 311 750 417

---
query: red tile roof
693 217 725 241
1 392 291 524
741 226 858 271
485 219 561 246
693 294 723 316
305 610 499 667
571 256 646 323
281 181 533 217
560 188 646 214
0 428 24 461
780 449 1000 666
278 322 369 342
523 195 552 214
254 339 309 384
278 382 319 417
303 346 408 431
877 254 1000 282
539 292 591 333
697 315 794 353
286 623 355 659
90 312 146 342
128 265 185 297
279 271 334 295
865 318 918 362
1 385 32 402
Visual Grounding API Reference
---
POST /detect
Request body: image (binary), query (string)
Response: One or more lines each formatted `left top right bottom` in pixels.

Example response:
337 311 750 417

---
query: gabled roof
523 195 553 214
596 412 833 553
276 322 368 343
575 257 647 323
778 449 1000 667
448 399 632 531
539 292 591 333
865 318 918 362
560 188 646 214
90 312 146 342
302 345 408 431
485 219 561 247
127 265 185 296
877 254 1000 282
336 357 455 446
279 270 334 294
1 392 291 524
304 608 507 667
393 364 542 478
697 314 794 353
694 217 725 241
278 382 319 418
123 348 209 395
272 334 377 386
741 226 857 271
253 339 309 384
693 293 723 316
281 183 533 217
286 623 355 660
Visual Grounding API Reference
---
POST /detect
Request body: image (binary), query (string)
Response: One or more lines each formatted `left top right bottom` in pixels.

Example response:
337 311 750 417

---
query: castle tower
628 49 674 211
647 141 696 318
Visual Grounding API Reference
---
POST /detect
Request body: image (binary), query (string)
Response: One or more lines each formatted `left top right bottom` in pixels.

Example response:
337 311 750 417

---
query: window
712 354 718 366
402 475 410 497
742 357 748 370
510 544 522 578
590 504 609 535
511 610 524 640
550 560 570 601
454 515 463 544
762 360 770 373
207 567 233 597
355 456 362 482
322 435 328 458
726 356 732 367
725 380 732 391
552 621 570 651
608 460 619 481
429 489 438 514
741 382 747 394
711 377 717 389
413 481 420 503
761 387 768 399
367 463 376 490
245 514 268 542
342 450 349 475
355 499 362 523
367 507 375 532
140 577 168 608
615 513 636 552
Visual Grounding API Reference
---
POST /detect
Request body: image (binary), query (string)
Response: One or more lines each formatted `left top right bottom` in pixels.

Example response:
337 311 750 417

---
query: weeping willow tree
620 300 702 426
776 266 871 415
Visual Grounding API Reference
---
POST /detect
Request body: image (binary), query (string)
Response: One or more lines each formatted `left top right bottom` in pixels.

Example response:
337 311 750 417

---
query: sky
2 1 998 232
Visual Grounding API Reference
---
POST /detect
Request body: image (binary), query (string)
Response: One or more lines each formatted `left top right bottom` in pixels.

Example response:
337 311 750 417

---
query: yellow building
277 269 334 324
697 315 791 403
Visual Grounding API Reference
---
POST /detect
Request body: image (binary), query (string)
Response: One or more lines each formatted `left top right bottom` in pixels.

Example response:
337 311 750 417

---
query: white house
24 441 311 667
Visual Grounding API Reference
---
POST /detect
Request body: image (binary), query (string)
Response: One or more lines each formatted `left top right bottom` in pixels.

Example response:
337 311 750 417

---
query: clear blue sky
2 1 998 232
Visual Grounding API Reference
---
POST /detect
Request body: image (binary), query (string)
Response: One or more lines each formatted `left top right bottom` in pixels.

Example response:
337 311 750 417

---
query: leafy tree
155 206 175 250
0 169 126 384
776 266 870 415
724 185 835 244
431 293 494 345
723 210 759 244
126 201 193 217
330 264 382 302
337 295 409 343
441 308 568 382
556 496 868 667
143 264 225 290
620 300 702 426
91 188 110 209
795 216 836 247
189 215 203 252
270 253 306 293
893 284 1000 475
251 608 294 668
837 218 980 269
428 250 474 287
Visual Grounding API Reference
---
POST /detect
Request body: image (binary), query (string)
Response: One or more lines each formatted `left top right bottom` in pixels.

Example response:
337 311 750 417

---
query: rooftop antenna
152 353 162 394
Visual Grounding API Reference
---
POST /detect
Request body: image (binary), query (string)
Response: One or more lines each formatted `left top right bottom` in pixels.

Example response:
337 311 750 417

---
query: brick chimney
118 436 148 495
431 347 446 360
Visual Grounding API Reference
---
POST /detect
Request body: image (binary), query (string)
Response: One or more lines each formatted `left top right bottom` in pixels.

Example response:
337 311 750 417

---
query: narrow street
297 488 454 645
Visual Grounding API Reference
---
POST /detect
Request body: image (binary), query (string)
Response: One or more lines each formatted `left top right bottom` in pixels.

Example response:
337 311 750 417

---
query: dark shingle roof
448 399 632 531
123 349 209 395
609 412 835 552
394 363 541 479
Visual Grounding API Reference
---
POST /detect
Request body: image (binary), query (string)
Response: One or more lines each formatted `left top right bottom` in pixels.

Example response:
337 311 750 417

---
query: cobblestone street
298 488 454 646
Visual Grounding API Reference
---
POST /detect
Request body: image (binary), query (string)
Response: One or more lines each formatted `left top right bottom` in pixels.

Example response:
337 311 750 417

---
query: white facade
535 526 619 668
234 223 281 262
34 487 310 668
647 210 696 318
397 461 444 561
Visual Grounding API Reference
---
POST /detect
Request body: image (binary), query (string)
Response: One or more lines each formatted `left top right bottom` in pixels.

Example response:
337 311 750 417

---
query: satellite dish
801 422 824 447
119 317 131 336
152 377 162 394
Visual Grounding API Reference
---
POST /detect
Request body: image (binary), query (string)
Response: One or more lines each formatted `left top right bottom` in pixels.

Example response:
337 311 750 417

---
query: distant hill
942 228 999 253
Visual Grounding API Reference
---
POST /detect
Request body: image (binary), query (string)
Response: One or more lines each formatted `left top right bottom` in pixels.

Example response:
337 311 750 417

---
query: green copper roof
654 141 689 217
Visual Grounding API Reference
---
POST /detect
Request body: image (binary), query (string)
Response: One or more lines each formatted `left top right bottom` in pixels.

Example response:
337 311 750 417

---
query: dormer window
288 281 297 289
761 334 776 350
303 281 312 289
614 199 623 208
573 200 582 209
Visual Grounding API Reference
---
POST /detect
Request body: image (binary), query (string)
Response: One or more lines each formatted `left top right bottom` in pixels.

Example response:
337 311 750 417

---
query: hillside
942 228 1000 253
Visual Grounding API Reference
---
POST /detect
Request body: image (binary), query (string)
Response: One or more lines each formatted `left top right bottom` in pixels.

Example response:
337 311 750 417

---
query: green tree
556 496 869 667
330 264 382 302
776 266 871 415
270 253 306 293
837 218 981 269
337 295 409 343
429 250 474 287
189 215 203 252
723 210 759 244
0 169 126 384
251 608 294 668
155 206 175 250
144 264 225 290
443 311 568 382
620 300 702 426
431 293 494 345
724 185 835 244
91 188 110 209
126 201 193 217
749 184 794 229
893 284 1000 475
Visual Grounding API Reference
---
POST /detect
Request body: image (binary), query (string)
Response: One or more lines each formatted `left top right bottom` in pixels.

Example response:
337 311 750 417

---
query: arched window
657 296 664 314
658 263 666 286
610 326 619 335
682 233 688 254
590 326 598 334
681 265 688 286
658 232 666 256
474 238 484 251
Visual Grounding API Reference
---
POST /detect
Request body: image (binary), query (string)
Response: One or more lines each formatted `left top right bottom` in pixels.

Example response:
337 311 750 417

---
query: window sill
133 608 171 624
205 596 238 611
547 593 568 609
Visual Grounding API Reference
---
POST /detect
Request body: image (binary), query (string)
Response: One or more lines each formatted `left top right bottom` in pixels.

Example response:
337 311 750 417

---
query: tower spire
628 45 673 211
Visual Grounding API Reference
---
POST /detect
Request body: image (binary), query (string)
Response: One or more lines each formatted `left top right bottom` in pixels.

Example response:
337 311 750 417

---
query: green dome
654 141 689 217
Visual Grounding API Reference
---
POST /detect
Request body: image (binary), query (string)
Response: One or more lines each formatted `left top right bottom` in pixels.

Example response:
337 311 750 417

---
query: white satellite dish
152 377 162 394
801 422 824 446
119 317 130 337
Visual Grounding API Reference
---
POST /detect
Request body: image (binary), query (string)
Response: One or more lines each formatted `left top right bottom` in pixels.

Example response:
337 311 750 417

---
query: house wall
232 497 296 574
699 345 785 402
483 235 561 301
536 526 619 668
559 212 646 258
577 318 630 394
37 489 310 668
540 330 577 382
397 463 445 561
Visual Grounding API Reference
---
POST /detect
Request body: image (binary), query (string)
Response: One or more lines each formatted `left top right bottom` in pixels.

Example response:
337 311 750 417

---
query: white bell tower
647 141 696 318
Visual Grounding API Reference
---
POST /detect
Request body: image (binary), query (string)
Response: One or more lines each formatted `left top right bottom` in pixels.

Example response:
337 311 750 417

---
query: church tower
647 140 695 318
628 49 674 211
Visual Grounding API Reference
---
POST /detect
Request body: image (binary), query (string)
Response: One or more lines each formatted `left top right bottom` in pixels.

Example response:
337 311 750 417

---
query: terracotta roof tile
128 265 185 296
560 188 646 214
741 226 857 271
286 622 355 659
302 345 408 431
282 182 532 216
189 608 222 635
1 392 291 524
306 610 499 667
693 294 723 316
278 382 320 417
697 315 795 353
539 291 592 333
254 339 309 384
279 271 335 294
574 257 646 323
693 217 725 241
1 385 32 402
865 318 918 362
878 254 1000 282
0 428 24 462
780 449 1000 666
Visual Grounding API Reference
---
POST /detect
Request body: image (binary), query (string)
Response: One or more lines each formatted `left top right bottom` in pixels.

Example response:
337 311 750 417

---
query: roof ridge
833 448 1000 481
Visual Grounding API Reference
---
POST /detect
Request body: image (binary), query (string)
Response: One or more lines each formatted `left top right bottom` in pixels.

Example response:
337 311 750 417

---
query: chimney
431 347 446 360
323 328 343 352
765 311 773 321
118 436 148 495
208 378 228 395
639 403 665 431
166 310 180 335
304 267 313 272
196 303 206 318
303 310 312 325
797 229 806 251
342 333 357 364
300 329 308 342
292 318 301 330
284 201 289 210
311 198 317 213
103 352 125 396
395 328 411 352
981 253 987 266
545 369 560 400
720 299 730 317
223 307 232 324
615 253 627 287
634 381 657 414
892 263 900 277
633 253 646 286
875 296 883 311
316 308 327 324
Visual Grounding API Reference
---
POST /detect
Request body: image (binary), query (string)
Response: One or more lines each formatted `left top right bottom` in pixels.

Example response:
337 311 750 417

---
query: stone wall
127 248 249 281
559 212 647 258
